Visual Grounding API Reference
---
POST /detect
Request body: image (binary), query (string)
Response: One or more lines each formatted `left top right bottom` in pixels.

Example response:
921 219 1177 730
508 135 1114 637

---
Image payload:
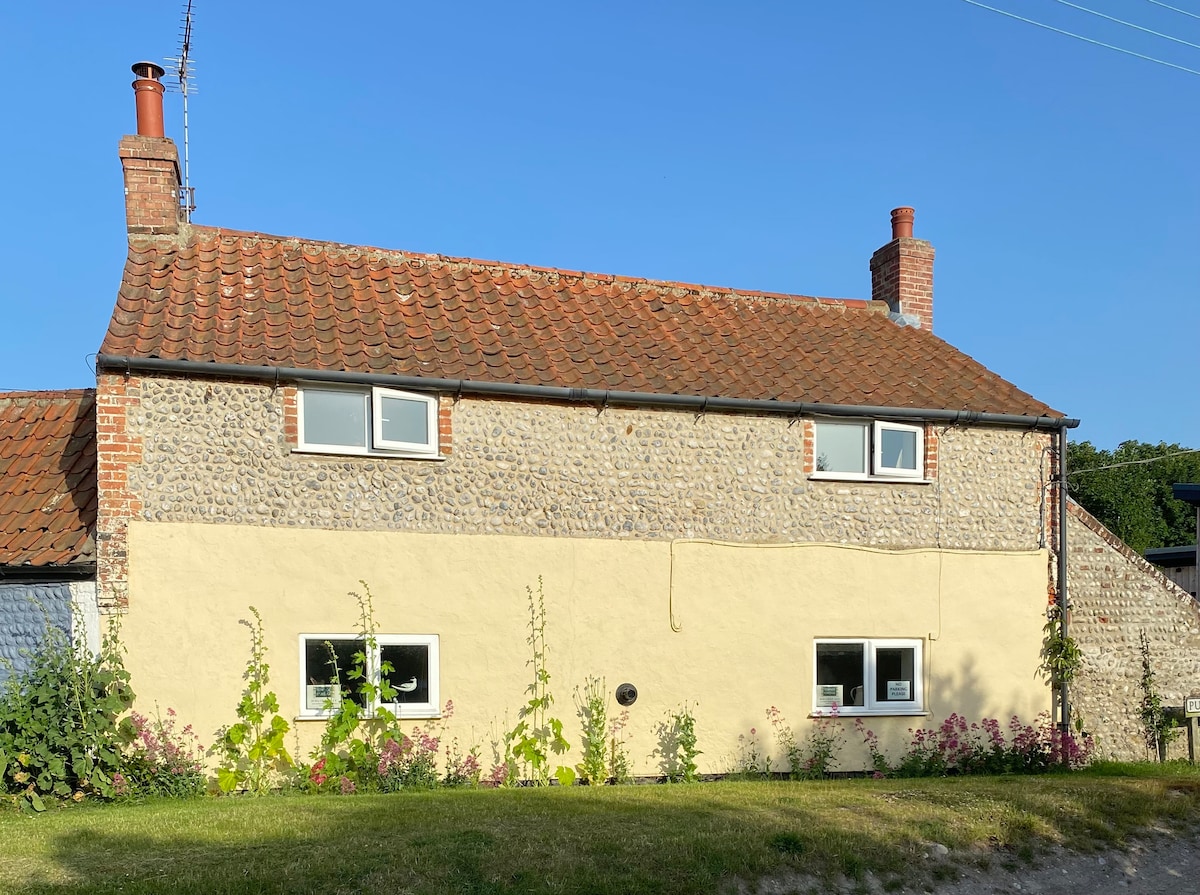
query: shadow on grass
6 775 1200 895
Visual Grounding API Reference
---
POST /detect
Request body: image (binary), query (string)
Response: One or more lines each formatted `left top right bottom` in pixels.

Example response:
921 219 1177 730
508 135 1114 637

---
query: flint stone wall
122 376 1051 551
0 581 87 683
1067 504 1200 761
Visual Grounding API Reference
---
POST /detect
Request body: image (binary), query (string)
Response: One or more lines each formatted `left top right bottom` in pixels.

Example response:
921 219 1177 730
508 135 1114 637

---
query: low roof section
100 227 1064 424
0 390 96 578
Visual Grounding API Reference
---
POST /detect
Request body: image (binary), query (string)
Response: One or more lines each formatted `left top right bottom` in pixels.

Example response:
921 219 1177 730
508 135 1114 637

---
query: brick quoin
95 373 144 610
438 398 453 455
802 419 816 475
923 425 939 479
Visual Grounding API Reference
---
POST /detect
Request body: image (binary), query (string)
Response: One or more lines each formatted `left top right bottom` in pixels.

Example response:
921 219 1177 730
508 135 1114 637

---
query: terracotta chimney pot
891 206 915 240
131 61 166 138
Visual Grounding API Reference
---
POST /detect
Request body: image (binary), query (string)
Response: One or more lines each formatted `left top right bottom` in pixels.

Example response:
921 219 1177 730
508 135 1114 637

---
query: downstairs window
813 638 924 715
299 633 440 719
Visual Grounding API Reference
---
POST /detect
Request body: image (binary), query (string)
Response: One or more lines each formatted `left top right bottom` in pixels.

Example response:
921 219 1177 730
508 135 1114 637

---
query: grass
1 763 1199 895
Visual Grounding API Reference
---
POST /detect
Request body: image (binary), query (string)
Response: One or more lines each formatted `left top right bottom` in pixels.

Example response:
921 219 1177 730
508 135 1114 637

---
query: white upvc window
298 633 440 719
813 419 924 480
297 386 439 457
813 638 924 715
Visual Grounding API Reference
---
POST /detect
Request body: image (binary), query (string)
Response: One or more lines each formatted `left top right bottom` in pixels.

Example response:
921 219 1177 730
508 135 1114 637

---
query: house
46 60 1187 772
0 391 99 681
1144 545 1196 599
1167 483 1200 597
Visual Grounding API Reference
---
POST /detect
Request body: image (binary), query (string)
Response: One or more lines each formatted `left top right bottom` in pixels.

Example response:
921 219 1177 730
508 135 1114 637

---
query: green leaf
216 767 240 793
553 765 576 787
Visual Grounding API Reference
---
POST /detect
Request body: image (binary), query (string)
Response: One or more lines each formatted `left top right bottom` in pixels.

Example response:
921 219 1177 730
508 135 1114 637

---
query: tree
1067 440 1200 554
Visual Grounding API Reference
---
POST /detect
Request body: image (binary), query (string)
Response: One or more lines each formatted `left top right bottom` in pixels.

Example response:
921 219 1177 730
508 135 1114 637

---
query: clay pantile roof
101 227 1059 418
0 390 96 568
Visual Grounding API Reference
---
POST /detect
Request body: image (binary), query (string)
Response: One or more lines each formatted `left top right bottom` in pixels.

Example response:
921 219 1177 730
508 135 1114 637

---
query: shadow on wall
0 584 73 683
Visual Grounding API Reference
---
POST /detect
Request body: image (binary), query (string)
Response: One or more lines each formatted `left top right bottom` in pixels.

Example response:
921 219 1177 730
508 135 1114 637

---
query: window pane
381 643 430 705
815 642 865 707
303 390 368 447
879 427 918 471
875 646 915 702
815 422 866 474
305 638 361 710
378 394 429 446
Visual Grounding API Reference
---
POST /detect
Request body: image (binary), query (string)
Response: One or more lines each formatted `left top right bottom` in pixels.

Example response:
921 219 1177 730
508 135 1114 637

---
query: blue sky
0 1 1195 449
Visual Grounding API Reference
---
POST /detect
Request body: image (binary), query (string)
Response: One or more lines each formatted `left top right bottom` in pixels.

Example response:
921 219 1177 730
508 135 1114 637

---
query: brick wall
870 237 935 331
117 135 181 236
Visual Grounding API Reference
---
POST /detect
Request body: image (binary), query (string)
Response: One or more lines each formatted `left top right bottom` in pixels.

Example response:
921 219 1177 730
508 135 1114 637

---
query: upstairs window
813 638 923 715
297 386 438 457
813 420 923 480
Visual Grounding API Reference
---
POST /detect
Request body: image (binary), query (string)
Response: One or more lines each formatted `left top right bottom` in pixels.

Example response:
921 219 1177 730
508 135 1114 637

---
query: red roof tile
100 228 1059 418
0 390 96 568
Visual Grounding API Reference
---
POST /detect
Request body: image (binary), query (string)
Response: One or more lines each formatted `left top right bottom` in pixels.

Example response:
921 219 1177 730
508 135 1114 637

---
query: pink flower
339 776 356 794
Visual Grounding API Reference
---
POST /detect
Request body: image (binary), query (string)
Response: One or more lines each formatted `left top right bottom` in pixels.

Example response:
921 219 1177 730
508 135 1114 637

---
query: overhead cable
1067 448 1200 476
959 0 1200 76
1143 0 1200 23
1050 0 1200 51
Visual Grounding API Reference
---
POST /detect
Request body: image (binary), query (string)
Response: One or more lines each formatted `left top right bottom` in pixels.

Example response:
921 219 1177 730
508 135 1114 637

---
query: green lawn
2 765 1199 895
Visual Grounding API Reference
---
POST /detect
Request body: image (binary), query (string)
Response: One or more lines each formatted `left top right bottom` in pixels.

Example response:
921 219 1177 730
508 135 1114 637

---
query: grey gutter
96 354 1080 431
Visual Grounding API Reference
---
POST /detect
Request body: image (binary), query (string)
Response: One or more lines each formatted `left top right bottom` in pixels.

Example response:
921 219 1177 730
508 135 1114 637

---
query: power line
1050 0 1200 52
1143 0 1200 23
1068 448 1200 477
959 0 1200 76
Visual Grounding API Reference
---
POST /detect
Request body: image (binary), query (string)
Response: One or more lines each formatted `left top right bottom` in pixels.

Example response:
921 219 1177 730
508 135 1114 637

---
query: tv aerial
164 1 197 221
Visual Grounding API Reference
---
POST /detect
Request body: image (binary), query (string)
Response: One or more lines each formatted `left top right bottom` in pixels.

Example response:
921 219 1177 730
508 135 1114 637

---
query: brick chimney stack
118 62 182 236
870 206 934 331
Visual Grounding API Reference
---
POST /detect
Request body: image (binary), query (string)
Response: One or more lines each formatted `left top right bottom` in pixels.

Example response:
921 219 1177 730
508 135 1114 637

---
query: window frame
811 418 926 481
296 385 440 458
297 632 441 720
872 421 924 478
812 637 925 716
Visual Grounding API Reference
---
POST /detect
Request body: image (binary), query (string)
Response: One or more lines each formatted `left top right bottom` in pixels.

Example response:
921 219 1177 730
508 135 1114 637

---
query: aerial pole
165 1 197 220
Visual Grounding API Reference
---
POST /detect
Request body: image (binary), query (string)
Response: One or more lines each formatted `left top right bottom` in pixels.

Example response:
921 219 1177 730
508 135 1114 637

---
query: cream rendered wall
124 521 1049 775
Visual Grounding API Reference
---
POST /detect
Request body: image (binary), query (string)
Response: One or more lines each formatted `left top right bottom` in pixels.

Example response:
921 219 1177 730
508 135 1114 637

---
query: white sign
887 680 912 701
306 683 340 712
1185 697 1200 717
815 684 843 708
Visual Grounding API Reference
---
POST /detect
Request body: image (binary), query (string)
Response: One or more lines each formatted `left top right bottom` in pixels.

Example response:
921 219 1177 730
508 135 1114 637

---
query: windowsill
291 445 446 461
296 711 443 723
808 473 930 485
810 709 928 718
